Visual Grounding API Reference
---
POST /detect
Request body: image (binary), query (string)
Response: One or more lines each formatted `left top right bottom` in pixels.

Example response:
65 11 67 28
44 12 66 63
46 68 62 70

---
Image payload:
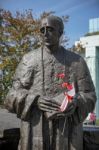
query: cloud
55 0 97 15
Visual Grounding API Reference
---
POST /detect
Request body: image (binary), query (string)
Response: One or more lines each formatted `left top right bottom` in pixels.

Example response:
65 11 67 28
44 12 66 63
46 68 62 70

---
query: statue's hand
37 96 60 112
49 94 79 119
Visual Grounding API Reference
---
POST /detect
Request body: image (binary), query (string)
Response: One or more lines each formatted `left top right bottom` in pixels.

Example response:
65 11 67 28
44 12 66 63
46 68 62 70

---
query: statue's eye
47 27 54 32
40 27 55 34
40 27 45 34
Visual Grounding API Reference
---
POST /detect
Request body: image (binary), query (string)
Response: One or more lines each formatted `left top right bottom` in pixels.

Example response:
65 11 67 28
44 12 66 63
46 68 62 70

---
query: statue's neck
44 45 60 54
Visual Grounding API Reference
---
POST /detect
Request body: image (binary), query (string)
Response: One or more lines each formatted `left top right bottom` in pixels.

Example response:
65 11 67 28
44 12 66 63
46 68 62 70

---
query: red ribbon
64 92 73 102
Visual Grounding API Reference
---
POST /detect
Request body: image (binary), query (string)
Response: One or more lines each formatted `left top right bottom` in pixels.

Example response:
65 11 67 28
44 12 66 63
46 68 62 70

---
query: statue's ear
59 30 63 37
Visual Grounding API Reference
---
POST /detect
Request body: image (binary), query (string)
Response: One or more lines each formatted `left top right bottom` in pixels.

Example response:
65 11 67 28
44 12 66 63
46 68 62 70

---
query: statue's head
40 15 64 47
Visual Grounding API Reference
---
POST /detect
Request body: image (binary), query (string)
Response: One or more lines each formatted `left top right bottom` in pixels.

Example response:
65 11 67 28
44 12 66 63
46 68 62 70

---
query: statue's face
40 18 60 47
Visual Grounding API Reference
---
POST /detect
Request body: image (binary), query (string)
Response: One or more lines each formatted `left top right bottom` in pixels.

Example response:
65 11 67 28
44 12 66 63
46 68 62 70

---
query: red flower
62 82 73 90
56 73 65 79
67 84 73 90
62 82 68 88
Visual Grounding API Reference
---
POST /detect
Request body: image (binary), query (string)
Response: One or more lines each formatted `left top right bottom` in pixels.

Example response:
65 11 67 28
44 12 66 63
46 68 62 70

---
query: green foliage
96 119 99 126
85 31 99 36
0 9 41 103
71 44 85 53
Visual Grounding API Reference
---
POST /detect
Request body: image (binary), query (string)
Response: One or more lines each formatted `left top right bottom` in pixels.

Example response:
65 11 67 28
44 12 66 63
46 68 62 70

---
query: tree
71 43 85 53
0 9 69 104
0 9 40 103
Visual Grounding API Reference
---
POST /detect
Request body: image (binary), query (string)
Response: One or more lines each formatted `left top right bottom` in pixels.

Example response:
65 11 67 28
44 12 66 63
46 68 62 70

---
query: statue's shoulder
14 48 41 80
61 47 82 62
65 49 81 60
63 47 88 74
22 48 41 66
61 47 85 67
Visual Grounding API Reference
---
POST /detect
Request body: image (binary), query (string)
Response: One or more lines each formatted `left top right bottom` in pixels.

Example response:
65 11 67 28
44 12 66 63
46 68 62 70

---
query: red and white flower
55 73 76 112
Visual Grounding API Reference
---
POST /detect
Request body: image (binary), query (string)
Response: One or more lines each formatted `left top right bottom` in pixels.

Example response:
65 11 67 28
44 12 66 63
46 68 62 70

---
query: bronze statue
5 15 96 150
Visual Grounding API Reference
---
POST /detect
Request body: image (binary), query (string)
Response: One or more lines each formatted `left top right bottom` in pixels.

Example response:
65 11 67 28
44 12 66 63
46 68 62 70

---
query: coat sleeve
4 52 40 120
72 56 97 125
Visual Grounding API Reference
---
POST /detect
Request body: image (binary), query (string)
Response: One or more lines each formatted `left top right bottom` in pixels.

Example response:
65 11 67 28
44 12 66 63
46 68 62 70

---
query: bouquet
56 73 75 112
45 72 76 119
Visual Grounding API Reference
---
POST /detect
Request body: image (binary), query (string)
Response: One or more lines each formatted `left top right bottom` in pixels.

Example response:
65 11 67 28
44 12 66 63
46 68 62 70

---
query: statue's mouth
44 38 50 42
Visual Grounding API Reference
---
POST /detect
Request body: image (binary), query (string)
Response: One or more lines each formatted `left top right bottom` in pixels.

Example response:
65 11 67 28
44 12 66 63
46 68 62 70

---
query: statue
5 15 96 150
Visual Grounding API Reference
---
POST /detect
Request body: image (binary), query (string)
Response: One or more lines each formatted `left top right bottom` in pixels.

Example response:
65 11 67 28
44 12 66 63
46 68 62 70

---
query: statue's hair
42 15 64 35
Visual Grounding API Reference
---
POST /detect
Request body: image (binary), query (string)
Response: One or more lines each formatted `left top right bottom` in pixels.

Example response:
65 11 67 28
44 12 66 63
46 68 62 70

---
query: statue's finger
39 100 60 108
42 98 60 106
39 103 59 111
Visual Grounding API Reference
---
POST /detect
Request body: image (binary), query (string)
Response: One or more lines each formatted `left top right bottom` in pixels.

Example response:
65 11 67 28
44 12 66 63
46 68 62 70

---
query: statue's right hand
37 96 60 112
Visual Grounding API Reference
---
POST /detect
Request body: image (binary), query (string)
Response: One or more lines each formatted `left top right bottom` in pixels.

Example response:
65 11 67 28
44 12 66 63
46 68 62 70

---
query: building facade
75 18 99 118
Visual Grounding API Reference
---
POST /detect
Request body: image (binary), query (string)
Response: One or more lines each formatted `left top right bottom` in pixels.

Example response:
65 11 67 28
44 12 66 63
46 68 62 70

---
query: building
75 18 99 118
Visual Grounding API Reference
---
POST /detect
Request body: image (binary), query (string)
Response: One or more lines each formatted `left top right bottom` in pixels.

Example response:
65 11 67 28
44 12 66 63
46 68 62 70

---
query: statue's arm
4 53 39 120
72 57 97 125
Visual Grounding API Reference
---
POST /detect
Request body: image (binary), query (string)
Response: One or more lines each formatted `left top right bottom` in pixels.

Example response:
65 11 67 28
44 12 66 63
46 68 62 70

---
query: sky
1 0 99 47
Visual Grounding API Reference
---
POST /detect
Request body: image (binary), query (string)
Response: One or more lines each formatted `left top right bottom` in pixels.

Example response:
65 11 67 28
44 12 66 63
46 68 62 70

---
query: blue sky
1 0 99 47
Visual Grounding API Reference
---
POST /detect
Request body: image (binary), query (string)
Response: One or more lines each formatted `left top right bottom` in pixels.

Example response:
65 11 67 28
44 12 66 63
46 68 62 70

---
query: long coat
5 46 96 150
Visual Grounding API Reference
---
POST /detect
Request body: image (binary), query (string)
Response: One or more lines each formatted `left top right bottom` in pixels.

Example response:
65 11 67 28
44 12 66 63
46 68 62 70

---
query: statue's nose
43 27 48 36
